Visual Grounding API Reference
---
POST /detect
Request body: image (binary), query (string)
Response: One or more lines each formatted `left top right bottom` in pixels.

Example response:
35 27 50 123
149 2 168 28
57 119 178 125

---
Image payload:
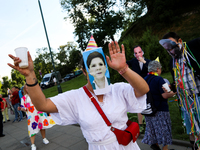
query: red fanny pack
83 86 140 146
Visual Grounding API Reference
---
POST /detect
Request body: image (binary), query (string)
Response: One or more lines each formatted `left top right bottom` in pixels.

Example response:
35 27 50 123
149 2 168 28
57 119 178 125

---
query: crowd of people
0 85 55 150
0 32 199 150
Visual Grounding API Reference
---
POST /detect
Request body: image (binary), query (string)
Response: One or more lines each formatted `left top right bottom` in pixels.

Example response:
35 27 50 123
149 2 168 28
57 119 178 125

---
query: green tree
68 49 82 70
121 0 200 26
1 76 12 96
11 69 26 88
57 42 81 76
34 47 56 82
60 0 124 51
0 81 2 94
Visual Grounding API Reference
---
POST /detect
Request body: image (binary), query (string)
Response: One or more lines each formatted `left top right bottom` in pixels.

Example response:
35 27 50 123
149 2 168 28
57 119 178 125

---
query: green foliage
0 81 2 95
1 76 12 96
122 0 200 27
56 42 81 77
60 0 125 51
11 69 25 88
137 28 171 73
34 47 56 82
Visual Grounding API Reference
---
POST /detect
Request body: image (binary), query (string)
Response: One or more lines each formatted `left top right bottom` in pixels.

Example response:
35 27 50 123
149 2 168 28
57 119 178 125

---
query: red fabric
11 91 20 105
2 98 7 108
0 101 3 109
0 98 7 109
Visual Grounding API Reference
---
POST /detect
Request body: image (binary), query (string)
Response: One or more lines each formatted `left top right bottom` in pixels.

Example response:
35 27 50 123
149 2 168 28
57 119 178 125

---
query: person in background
142 60 176 150
16 86 23 99
127 45 151 133
160 32 200 150
10 87 23 122
0 94 10 123
0 97 6 137
18 84 55 150
53 77 56 85
7 88 12 106
16 86 26 118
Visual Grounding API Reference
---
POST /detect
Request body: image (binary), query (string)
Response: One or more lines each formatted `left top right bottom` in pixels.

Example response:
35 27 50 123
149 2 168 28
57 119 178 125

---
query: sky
0 0 76 79
0 0 122 80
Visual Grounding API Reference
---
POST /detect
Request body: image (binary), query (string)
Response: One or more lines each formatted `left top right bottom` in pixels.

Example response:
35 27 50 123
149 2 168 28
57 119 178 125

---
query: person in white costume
8 41 149 150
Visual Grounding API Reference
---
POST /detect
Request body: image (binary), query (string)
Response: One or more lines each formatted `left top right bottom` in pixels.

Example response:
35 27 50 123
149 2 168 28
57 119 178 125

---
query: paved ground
0 110 193 150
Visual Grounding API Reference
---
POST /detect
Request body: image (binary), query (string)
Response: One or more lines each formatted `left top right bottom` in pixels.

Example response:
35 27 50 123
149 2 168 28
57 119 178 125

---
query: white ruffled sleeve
50 90 79 126
114 83 146 113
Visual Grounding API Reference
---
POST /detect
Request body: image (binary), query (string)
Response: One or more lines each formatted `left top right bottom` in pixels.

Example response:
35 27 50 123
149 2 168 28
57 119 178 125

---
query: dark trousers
0 112 3 135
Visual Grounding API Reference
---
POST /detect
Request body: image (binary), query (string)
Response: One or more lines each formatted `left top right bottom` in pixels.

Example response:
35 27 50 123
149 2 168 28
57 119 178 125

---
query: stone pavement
0 110 193 150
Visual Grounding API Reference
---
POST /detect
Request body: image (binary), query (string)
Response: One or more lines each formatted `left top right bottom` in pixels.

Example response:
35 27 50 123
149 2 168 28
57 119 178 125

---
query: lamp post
38 0 62 93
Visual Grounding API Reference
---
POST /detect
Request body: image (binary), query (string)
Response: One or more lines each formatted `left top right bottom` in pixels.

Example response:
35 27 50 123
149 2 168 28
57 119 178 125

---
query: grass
42 72 189 141
43 74 87 98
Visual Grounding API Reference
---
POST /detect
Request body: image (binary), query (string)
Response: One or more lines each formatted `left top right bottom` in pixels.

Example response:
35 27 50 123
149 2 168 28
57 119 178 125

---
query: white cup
162 83 171 92
14 47 28 68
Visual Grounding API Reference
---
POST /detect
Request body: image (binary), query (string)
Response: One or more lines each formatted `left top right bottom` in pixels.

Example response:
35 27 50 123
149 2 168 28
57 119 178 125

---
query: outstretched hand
106 41 126 72
7 51 34 77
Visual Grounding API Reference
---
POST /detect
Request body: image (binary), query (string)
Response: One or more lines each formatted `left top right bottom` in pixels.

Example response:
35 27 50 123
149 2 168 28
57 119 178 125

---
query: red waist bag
111 120 139 146
83 86 140 146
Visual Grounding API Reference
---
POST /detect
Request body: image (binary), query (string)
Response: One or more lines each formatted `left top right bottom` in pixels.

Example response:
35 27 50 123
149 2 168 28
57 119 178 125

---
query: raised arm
106 41 149 97
8 52 58 113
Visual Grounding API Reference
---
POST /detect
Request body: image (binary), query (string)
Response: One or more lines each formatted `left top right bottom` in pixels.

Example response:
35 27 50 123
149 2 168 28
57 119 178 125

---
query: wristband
118 64 128 75
26 79 38 87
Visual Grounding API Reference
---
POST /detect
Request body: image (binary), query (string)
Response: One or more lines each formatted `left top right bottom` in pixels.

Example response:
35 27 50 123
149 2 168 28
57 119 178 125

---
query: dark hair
133 45 141 50
162 32 180 42
12 86 18 89
80 56 85 70
86 51 105 68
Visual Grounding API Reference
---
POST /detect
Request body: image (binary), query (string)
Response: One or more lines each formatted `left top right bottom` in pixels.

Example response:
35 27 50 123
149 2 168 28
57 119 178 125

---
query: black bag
141 75 158 116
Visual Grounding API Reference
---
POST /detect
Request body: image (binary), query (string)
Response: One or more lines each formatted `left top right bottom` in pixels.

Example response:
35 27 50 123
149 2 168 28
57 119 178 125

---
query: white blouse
50 82 146 150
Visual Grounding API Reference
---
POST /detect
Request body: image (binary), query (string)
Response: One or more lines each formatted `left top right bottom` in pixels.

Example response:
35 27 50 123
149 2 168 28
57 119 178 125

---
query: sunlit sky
0 0 122 80
0 0 76 79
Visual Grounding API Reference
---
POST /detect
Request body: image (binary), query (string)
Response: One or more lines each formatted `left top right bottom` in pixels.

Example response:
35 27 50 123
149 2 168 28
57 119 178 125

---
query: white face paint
88 57 107 80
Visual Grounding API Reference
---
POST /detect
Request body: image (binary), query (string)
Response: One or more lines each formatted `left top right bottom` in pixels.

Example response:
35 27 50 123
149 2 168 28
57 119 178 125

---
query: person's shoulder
22 95 26 99
187 38 200 45
187 38 200 51
13 91 18 95
56 87 84 98
155 76 165 84
127 58 136 64
148 75 162 83
145 58 151 61
111 82 130 89
127 58 137 62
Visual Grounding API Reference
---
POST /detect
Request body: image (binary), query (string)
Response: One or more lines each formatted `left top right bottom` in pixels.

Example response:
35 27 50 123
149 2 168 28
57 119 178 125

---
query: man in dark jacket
127 45 151 133
127 46 151 78
10 87 23 123
159 32 200 150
